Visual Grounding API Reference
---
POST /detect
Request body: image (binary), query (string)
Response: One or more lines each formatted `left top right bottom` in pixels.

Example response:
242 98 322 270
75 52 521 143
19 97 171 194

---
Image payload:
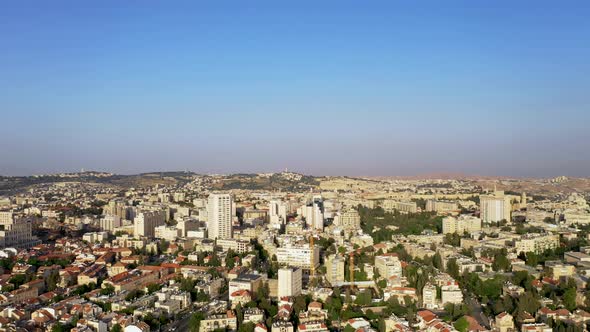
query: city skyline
2 1 590 177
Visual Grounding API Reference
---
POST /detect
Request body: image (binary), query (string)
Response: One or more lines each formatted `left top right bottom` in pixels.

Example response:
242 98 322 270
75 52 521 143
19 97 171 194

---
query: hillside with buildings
0 174 589 331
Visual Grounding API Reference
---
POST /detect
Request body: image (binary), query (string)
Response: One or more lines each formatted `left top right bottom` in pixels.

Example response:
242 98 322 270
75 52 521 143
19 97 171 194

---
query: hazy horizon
2 1 589 178
0 168 584 180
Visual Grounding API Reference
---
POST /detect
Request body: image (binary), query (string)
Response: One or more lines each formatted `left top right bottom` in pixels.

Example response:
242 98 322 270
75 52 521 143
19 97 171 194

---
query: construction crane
349 253 354 287
309 235 315 277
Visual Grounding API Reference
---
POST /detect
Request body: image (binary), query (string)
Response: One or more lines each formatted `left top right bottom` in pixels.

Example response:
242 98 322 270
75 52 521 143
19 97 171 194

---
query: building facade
207 194 233 240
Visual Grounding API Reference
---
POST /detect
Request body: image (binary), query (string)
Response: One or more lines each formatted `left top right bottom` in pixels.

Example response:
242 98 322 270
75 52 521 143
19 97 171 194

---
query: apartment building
278 267 302 298
276 245 320 272
325 254 345 285
442 215 482 234
99 215 122 232
216 239 252 254
544 261 575 279
269 200 288 225
480 191 512 223
154 225 180 241
333 209 361 230
382 200 417 213
0 212 40 249
375 253 402 279
441 281 463 305
515 234 559 254
207 194 233 240
426 200 458 214
134 210 166 238
422 283 437 309
199 310 237 332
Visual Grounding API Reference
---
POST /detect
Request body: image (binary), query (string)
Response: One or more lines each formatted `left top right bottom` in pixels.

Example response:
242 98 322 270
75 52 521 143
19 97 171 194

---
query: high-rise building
134 210 166 238
480 190 512 223
278 267 302 298
302 195 324 231
207 194 233 240
100 215 122 232
176 218 199 237
325 255 345 285
269 200 288 225
103 200 130 220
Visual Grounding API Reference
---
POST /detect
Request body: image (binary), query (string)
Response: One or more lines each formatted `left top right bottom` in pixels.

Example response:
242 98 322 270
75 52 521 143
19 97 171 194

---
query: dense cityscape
0 172 589 332
2 1 589 332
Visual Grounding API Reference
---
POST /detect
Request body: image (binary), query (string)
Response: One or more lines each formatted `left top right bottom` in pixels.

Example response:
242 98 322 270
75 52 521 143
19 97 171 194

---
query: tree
100 284 115 296
525 252 539 266
9 274 28 288
111 324 122 332
343 325 356 332
146 283 162 294
563 288 577 311
188 312 204 332
516 292 541 315
47 271 60 291
293 295 307 314
354 290 372 306
238 322 255 332
446 258 460 279
444 234 461 247
492 251 511 272
454 317 469 332
51 323 67 332
125 289 144 301
433 252 443 269
444 303 468 321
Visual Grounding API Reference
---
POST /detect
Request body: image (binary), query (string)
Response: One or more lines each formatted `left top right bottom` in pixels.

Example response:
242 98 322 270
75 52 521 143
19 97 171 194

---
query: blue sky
1 1 589 177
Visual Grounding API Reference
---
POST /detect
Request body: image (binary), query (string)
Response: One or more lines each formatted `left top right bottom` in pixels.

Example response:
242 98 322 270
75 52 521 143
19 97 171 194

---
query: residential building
207 194 233 240
382 200 417 213
441 281 463 305
422 283 437 309
334 209 361 230
276 245 320 273
0 213 40 249
134 210 166 238
426 200 458 213
480 191 512 223
495 312 515 332
442 215 482 234
99 215 121 232
278 267 302 298
375 254 402 279
515 234 559 254
199 310 237 332
269 200 288 225
325 255 345 285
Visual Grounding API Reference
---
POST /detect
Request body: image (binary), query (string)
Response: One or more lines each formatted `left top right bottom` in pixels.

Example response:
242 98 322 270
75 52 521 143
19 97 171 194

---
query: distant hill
210 172 319 191
0 171 320 194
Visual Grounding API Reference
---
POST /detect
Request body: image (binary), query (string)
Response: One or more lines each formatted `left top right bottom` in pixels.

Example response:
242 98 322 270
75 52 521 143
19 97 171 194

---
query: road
465 294 490 329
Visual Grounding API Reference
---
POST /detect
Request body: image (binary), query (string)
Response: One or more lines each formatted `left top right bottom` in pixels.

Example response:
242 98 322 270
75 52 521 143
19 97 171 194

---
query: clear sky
1 1 589 177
